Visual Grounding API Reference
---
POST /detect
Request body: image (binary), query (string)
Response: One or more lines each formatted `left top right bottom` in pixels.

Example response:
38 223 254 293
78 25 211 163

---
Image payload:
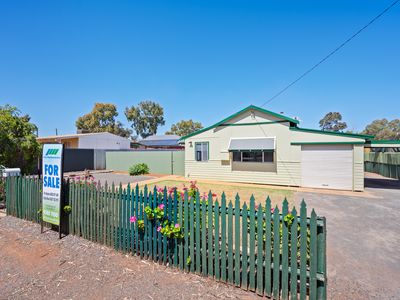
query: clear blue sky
1 0 399 137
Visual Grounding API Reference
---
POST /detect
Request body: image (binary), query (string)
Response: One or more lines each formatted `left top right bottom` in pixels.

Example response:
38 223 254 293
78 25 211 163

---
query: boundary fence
365 152 400 180
5 176 327 299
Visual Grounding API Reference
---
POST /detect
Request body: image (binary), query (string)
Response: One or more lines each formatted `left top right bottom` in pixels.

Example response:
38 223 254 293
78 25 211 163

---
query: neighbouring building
139 134 183 149
37 132 131 150
364 140 400 152
180 105 374 191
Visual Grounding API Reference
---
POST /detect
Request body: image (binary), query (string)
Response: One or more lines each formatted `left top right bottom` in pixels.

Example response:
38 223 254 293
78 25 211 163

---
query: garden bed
140 179 294 208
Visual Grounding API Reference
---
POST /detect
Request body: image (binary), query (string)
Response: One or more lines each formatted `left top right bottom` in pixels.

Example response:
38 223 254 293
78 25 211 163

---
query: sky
0 0 399 137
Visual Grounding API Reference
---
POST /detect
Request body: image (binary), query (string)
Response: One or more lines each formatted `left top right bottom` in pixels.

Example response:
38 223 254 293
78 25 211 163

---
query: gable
180 105 298 140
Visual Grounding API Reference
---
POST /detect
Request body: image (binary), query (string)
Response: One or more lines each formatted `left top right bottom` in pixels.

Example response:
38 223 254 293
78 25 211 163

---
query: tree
166 119 203 136
0 105 41 173
319 112 347 132
361 118 400 140
76 103 132 138
125 101 165 138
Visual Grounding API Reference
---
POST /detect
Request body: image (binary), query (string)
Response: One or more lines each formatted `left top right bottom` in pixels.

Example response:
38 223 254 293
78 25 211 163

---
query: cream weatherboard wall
183 107 366 191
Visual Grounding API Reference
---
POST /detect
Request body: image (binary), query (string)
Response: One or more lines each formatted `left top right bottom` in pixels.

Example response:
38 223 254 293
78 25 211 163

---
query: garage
301 144 353 190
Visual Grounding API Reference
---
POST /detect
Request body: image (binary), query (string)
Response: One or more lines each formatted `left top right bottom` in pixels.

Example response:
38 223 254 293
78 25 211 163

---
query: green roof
289 127 374 139
179 105 375 141
368 139 400 144
179 105 299 140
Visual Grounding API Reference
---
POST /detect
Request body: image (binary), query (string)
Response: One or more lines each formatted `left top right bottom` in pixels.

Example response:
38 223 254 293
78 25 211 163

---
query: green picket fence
5 176 327 300
365 152 400 180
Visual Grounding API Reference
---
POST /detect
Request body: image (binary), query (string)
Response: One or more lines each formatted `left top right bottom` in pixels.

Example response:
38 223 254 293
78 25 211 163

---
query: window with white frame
232 150 274 163
195 142 209 161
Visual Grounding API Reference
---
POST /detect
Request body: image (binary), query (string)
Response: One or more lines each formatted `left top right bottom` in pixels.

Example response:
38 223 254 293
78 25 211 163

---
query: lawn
139 179 294 208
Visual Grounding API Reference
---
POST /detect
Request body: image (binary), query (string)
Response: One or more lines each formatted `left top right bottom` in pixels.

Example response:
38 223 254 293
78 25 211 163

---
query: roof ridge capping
179 105 299 140
289 126 374 139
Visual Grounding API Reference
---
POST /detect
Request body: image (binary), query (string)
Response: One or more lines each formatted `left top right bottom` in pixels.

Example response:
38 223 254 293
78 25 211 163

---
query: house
37 132 131 150
139 134 183 149
180 105 373 191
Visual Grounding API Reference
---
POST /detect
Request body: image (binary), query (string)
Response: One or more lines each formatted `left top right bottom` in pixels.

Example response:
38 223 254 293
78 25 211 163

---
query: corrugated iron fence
365 152 400 180
5 176 327 299
105 150 185 176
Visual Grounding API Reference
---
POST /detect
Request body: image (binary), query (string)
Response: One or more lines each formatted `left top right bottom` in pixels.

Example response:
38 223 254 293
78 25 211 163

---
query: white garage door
301 145 353 190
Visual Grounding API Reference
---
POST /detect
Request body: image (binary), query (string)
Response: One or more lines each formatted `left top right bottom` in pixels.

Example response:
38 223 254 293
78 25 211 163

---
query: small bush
129 163 150 176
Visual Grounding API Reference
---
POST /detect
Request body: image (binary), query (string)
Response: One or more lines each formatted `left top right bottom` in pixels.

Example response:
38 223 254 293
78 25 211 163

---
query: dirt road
0 214 257 300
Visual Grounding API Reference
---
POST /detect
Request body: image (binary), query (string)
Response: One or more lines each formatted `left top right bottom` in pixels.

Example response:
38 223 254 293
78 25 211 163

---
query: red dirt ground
0 213 258 300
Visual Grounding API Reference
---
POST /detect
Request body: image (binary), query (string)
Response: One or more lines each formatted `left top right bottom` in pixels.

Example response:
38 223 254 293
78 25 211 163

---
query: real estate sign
42 144 64 225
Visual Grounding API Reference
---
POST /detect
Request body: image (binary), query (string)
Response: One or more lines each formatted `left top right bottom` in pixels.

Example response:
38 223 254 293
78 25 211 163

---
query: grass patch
140 180 294 208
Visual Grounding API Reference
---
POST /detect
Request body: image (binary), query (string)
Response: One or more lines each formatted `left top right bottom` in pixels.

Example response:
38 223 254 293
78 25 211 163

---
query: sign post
41 143 64 238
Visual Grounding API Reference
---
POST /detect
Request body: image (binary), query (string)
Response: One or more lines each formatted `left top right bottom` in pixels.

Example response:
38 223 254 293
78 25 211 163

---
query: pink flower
157 226 162 232
158 203 165 210
183 187 188 191
130 216 137 223
174 223 180 229
271 208 275 213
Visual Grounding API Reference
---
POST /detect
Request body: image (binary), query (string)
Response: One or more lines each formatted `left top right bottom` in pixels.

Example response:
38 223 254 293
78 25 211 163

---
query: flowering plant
137 220 144 231
154 181 218 202
160 221 183 239
128 181 219 240
70 174 98 187
153 203 165 220
144 205 155 220
129 215 145 231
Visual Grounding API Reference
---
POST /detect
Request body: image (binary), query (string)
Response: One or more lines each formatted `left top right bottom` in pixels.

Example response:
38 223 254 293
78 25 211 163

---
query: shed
37 132 131 150
139 135 183 149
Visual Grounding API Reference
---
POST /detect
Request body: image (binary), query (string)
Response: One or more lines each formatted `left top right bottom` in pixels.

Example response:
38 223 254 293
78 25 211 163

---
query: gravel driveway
295 175 400 299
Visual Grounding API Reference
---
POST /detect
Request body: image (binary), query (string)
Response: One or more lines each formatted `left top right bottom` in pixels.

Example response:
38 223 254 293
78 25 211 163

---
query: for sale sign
42 144 64 225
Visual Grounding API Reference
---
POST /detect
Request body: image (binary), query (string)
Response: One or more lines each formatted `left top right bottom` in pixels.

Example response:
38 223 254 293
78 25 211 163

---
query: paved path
295 175 400 299
0 214 257 300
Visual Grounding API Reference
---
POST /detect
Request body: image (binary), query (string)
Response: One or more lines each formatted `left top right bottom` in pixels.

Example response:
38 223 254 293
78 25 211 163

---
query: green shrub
128 163 150 176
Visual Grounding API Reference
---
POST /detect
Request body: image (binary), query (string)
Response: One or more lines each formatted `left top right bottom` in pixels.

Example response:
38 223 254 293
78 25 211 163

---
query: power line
260 0 399 107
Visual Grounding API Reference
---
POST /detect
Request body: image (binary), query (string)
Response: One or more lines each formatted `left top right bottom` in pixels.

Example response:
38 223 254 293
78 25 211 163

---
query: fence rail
5 176 327 299
365 152 400 180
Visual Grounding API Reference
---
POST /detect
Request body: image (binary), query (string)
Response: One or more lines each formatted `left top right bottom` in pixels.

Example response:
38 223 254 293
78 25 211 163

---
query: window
195 142 209 161
232 150 274 163
242 151 263 162
263 151 274 162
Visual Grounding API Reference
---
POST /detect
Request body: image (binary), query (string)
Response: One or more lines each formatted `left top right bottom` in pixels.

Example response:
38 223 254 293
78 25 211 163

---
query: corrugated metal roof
37 132 128 140
141 135 180 141
139 135 180 147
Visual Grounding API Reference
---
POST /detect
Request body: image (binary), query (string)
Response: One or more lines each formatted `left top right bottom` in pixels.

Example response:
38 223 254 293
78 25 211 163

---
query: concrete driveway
295 175 400 299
